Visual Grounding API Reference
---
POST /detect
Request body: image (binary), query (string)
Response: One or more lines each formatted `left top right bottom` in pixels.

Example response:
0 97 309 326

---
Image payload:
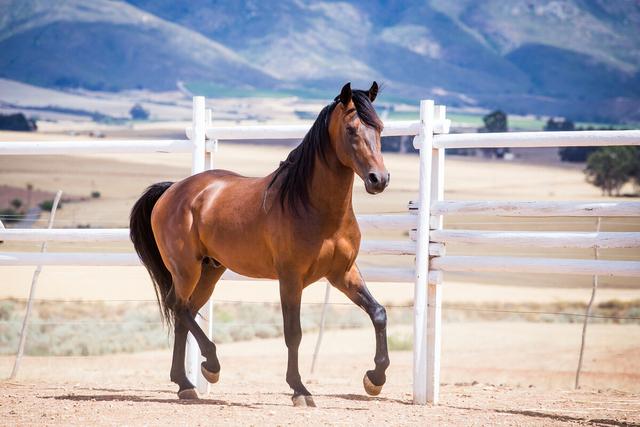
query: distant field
385 110 634 131
185 82 334 100
1 129 638 299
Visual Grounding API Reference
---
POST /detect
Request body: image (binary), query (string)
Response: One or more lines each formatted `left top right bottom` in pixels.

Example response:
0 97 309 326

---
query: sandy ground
1 324 639 426
1 129 640 425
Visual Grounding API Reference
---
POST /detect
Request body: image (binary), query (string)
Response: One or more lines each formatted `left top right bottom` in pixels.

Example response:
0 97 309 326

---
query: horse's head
330 82 389 194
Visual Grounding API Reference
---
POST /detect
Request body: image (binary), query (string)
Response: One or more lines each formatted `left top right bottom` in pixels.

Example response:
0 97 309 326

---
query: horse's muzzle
365 171 390 194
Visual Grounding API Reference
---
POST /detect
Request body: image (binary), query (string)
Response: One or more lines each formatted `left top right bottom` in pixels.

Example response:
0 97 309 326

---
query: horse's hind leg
170 320 196 399
328 264 389 396
188 261 226 383
167 259 225 399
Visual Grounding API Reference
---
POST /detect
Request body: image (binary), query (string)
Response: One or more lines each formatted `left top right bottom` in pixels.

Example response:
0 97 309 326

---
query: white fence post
186 96 209 394
413 100 434 404
427 105 445 404
9 190 62 379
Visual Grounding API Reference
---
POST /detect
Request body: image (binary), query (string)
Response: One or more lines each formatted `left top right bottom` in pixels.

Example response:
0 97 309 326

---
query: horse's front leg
279 276 315 407
329 265 390 396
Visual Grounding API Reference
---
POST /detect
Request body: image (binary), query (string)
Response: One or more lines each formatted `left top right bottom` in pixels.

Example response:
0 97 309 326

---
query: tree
129 103 150 120
545 117 575 131
632 148 640 191
0 113 37 131
584 147 637 196
479 110 508 158
482 110 507 132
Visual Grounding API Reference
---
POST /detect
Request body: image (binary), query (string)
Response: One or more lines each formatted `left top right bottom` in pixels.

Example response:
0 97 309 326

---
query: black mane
267 90 382 214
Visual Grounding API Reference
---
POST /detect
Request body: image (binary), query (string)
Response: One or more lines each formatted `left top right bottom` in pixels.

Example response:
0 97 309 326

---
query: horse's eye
346 126 357 136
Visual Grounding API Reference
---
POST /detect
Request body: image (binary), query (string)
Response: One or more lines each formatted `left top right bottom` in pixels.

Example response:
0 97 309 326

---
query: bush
0 113 36 131
129 103 150 120
10 198 22 210
39 199 62 211
559 146 599 162
544 117 574 131
91 191 101 198
0 207 24 223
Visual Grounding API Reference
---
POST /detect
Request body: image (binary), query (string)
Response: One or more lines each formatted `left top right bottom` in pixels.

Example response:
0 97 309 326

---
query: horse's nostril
368 172 379 184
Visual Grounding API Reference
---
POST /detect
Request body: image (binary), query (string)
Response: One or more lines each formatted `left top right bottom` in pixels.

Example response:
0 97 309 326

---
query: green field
384 110 632 131
186 81 636 131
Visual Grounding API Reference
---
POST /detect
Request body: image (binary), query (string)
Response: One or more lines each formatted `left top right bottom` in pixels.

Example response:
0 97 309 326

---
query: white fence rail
431 256 640 277
427 200 640 217
2 95 639 406
433 130 640 149
430 229 640 249
0 140 192 155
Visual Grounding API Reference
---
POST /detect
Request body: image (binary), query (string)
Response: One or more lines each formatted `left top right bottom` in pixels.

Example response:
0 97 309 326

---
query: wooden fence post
186 96 208 394
413 100 434 404
10 190 62 379
310 283 331 374
575 217 601 389
427 105 446 404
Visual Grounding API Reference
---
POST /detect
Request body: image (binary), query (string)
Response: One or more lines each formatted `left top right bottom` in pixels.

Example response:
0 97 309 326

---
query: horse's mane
267 90 382 214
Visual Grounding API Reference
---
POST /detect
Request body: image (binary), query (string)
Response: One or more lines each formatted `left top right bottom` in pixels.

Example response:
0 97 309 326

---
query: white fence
1 97 640 405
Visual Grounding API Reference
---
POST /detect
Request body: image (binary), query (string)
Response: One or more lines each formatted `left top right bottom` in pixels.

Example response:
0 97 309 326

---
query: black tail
130 181 174 326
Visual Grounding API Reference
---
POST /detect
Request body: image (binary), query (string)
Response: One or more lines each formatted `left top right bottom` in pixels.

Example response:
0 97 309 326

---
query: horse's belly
204 230 278 280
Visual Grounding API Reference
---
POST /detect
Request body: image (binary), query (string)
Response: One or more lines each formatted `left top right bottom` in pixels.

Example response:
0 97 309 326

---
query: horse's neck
308 144 355 222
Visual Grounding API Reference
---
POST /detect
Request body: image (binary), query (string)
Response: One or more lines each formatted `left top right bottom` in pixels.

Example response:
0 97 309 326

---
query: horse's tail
130 181 175 326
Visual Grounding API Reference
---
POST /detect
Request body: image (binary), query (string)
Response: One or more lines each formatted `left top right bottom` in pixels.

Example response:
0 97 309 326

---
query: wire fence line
4 297 639 321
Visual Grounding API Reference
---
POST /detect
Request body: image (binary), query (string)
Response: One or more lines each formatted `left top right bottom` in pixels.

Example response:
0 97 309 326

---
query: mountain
0 0 277 91
0 0 638 122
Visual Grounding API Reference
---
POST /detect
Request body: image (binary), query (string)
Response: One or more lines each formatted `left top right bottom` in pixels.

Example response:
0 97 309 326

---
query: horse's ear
368 81 379 102
339 82 352 105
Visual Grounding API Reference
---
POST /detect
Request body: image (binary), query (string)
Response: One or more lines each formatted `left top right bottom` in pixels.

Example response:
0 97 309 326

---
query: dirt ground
1 324 639 426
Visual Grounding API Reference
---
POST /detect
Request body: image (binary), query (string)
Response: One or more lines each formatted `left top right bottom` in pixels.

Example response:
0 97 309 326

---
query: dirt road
1 324 638 426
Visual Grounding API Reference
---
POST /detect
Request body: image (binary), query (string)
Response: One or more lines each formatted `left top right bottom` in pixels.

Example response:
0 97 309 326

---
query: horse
129 82 391 407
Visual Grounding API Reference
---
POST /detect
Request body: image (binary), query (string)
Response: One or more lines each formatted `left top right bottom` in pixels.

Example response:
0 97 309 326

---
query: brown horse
130 82 390 407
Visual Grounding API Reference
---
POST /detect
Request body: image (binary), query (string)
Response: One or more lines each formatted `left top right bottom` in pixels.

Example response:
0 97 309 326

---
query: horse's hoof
201 362 220 384
292 395 307 407
363 373 383 396
304 396 317 407
177 388 199 400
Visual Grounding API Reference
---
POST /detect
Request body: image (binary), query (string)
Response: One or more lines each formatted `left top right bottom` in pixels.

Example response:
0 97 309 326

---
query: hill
0 0 638 122
0 0 277 91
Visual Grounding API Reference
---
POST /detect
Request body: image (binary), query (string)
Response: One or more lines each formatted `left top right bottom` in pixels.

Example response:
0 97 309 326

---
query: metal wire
4 297 640 321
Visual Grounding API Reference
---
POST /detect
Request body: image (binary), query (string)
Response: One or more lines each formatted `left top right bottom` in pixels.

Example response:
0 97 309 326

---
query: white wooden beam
426 122 445 405
357 214 417 232
0 140 191 155
0 252 424 282
431 256 640 277
198 120 450 141
428 200 640 217
0 228 129 241
413 99 434 405
429 230 640 249
433 130 640 149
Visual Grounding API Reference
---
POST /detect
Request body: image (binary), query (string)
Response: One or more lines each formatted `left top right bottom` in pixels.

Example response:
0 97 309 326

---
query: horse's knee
284 330 302 349
371 305 387 330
